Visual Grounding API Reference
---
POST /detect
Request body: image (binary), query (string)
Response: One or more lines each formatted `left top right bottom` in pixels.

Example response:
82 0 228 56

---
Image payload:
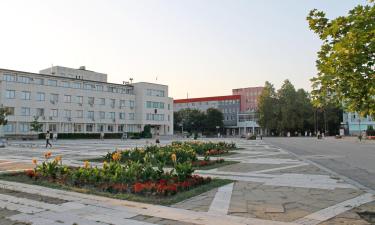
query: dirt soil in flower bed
0 173 231 205
192 160 239 170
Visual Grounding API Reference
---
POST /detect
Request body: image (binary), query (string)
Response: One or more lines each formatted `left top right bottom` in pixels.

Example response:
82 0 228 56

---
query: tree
174 109 206 133
278 80 298 134
204 108 224 132
30 116 43 133
258 82 279 134
0 108 10 126
307 2 375 117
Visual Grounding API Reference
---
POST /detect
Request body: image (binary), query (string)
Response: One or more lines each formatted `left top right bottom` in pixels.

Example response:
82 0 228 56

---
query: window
129 100 135 108
49 124 57 132
64 110 71 118
50 94 59 103
129 113 135 120
168 115 170 121
36 92 45 101
18 76 31 83
99 98 105 105
84 84 95 90
61 81 70 88
5 90 15 99
4 123 15 133
35 78 44 85
159 102 165 109
3 74 16 82
5 107 15 116
88 97 94 105
118 125 124 132
87 111 94 119
21 107 30 116
99 111 105 119
76 110 83 118
86 124 94 132
168 104 170 110
120 100 126 108
153 102 159 108
21 91 31 100
72 83 81 89
96 85 103 91
146 101 152 108
36 108 44 117
64 95 71 103
109 112 115 119
76 96 83 104
107 125 114 132
74 124 82 132
110 99 115 108
50 109 58 117
48 79 57 86
119 112 125 119
19 123 30 132
146 89 165 97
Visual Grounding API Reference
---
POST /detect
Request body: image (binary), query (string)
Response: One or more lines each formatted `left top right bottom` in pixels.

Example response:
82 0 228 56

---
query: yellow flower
112 152 121 161
32 158 37 165
44 151 52 159
54 155 62 163
83 160 90 168
103 160 108 168
171 153 177 163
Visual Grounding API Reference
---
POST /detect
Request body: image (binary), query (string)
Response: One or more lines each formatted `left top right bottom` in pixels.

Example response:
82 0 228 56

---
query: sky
0 0 368 99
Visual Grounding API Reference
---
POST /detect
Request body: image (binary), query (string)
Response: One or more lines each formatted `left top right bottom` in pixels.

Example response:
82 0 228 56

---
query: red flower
133 182 144 193
112 183 128 192
167 184 177 193
25 169 36 178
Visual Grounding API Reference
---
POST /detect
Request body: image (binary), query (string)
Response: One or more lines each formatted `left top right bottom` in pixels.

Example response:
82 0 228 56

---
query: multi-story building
174 86 264 136
0 66 173 137
232 86 264 112
174 95 241 129
342 112 375 135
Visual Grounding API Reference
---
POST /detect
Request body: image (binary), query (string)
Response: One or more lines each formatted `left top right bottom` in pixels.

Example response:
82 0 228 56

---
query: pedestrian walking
45 130 52 148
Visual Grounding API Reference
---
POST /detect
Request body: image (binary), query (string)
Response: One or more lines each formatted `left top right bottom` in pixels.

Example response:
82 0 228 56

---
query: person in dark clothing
45 130 52 148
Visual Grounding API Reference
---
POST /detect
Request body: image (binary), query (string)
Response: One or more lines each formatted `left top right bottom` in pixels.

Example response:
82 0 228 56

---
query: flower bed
171 141 236 155
23 152 212 198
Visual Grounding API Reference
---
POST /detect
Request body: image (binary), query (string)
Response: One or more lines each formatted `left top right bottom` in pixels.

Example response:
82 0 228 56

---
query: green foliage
173 108 223 134
174 162 194 181
307 2 375 117
0 107 10 126
141 125 152 138
258 80 342 135
30 116 43 133
367 126 375 136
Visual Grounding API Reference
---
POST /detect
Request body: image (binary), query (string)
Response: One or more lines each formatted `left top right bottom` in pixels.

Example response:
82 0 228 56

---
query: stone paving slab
0 138 373 225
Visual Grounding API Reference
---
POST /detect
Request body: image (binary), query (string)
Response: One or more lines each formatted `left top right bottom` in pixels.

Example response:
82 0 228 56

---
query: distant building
0 66 173 137
342 112 375 135
174 89 262 135
174 95 241 129
232 86 264 112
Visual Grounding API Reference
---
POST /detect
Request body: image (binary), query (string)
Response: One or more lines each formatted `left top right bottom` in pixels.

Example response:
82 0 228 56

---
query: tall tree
278 80 298 134
258 81 278 134
204 108 224 132
307 2 375 117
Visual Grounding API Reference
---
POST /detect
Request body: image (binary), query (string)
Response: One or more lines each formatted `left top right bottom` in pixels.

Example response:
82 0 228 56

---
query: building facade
342 112 375 135
174 95 241 128
0 66 173 137
232 86 263 112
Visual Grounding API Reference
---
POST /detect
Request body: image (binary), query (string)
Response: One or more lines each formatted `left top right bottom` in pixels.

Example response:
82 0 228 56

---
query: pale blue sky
0 0 368 98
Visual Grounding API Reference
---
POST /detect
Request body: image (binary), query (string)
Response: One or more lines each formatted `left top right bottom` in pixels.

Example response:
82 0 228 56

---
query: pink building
232 86 264 112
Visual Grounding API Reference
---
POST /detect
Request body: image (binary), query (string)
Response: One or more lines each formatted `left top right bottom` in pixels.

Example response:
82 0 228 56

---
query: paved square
0 138 373 224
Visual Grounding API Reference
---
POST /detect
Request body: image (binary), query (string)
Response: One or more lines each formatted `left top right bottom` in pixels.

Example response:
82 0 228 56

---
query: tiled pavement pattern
0 138 373 224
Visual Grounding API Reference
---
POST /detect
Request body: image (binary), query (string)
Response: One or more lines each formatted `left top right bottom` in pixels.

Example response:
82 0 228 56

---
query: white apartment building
0 66 173 137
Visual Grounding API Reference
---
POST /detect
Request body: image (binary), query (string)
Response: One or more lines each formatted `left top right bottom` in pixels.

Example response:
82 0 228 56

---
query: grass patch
0 173 231 206
194 160 239 170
